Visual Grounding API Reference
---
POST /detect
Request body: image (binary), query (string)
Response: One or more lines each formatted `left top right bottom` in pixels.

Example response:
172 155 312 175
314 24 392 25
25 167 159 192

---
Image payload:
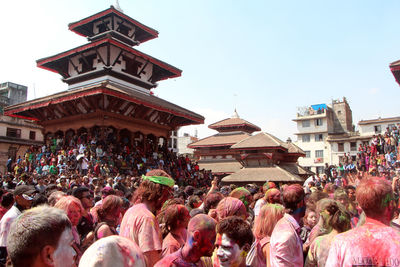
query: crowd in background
0 129 399 266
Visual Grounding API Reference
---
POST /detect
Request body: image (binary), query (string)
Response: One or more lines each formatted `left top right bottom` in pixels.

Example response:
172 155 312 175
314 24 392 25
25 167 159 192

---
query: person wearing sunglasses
73 187 95 248
0 185 36 265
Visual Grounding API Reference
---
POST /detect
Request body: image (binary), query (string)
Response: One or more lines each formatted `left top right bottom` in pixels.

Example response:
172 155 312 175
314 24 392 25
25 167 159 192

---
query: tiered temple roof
5 5 203 140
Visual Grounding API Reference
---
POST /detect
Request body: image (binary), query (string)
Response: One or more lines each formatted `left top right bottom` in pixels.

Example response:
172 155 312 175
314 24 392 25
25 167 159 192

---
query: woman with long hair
91 195 123 240
54 195 84 262
305 201 351 267
247 204 285 267
160 204 190 258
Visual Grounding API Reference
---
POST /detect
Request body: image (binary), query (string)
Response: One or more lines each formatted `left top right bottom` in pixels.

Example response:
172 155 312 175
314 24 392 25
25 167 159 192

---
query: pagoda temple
222 132 311 185
5 6 203 149
189 111 311 184
188 110 261 177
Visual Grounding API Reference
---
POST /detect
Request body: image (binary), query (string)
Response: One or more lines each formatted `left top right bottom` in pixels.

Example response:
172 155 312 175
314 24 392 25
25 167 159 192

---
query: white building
294 98 354 174
358 116 400 136
177 133 198 156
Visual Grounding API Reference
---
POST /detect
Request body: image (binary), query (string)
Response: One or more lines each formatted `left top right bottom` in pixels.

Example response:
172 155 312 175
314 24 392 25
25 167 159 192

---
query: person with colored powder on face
212 216 253 267
119 169 174 267
254 188 281 217
7 206 76 267
269 183 306 267
326 177 400 267
305 201 351 267
155 214 217 267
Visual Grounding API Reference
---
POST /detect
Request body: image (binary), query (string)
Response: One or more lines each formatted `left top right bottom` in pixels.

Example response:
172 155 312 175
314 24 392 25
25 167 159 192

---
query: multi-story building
0 82 44 173
177 132 198 156
0 82 28 110
293 97 354 174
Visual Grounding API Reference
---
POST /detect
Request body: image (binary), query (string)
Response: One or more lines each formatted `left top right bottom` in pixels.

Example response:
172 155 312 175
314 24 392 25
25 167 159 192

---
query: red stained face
199 230 216 257
67 203 82 226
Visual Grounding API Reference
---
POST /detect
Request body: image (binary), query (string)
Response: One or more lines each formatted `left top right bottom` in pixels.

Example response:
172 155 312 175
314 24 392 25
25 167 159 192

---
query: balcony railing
297 106 326 117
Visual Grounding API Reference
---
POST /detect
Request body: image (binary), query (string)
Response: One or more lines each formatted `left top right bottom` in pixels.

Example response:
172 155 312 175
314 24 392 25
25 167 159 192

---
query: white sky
1 0 400 140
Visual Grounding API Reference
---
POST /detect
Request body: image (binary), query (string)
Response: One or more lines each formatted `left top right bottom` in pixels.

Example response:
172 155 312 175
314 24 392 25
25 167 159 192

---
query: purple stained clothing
270 213 303 267
326 218 400 267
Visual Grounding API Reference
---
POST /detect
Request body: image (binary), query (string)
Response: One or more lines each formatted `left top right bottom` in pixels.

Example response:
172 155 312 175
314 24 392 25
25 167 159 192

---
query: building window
305 151 311 158
374 125 381 133
350 142 357 151
315 134 323 142
29 131 36 140
6 128 21 138
338 143 344 152
388 124 395 130
315 150 324 158
302 135 310 142
302 120 310 127
315 118 323 126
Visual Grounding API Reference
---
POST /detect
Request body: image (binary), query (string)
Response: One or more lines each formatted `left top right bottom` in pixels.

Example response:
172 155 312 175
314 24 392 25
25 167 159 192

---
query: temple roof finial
232 108 240 118
114 0 123 12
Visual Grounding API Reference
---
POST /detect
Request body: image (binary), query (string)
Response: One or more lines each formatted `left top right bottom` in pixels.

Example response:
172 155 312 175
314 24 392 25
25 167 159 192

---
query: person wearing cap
120 169 175 267
0 185 36 264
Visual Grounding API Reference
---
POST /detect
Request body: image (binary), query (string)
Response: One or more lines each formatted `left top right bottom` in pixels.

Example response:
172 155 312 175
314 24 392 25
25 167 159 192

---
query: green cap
141 175 175 188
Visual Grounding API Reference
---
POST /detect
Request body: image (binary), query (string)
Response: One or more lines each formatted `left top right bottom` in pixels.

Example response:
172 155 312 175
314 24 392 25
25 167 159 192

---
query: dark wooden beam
95 46 106 65
120 102 132 115
68 57 80 74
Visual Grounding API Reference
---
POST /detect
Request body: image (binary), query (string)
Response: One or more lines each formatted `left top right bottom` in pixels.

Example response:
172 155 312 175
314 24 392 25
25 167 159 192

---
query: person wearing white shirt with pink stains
326 177 400 267
269 184 306 267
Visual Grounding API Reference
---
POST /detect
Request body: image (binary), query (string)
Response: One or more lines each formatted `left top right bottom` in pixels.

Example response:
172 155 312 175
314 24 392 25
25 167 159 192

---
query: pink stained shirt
326 218 400 267
162 232 185 258
119 203 162 253
270 213 303 267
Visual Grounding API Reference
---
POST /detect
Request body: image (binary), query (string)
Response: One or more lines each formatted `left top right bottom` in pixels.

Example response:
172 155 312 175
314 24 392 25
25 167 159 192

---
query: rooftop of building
358 116 400 125
231 132 305 154
188 131 251 148
208 110 261 132
0 82 27 91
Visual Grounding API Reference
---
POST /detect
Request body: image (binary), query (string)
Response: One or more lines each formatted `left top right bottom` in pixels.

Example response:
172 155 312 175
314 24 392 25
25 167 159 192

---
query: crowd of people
5 128 213 191
0 129 399 266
